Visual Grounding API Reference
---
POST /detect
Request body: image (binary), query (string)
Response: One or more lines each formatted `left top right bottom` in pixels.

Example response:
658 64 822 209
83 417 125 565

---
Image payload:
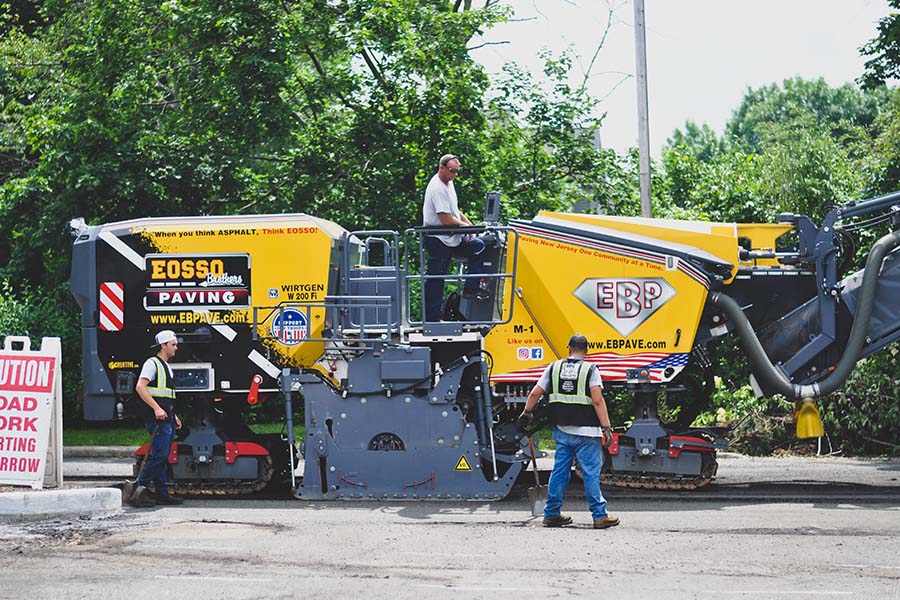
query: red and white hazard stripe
99 282 124 331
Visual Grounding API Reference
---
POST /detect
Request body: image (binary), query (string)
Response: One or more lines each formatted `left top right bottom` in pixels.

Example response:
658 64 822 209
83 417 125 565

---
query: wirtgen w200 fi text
70 191 900 498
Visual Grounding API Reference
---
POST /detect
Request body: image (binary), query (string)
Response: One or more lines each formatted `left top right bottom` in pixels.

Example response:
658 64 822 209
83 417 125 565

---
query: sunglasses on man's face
446 167 460 174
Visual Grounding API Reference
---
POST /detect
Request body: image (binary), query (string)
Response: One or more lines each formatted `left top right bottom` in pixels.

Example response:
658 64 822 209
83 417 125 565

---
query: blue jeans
544 427 608 520
138 419 175 497
423 235 486 322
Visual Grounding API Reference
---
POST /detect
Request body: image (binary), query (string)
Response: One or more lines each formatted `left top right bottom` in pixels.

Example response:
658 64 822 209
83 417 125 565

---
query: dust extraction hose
708 229 900 399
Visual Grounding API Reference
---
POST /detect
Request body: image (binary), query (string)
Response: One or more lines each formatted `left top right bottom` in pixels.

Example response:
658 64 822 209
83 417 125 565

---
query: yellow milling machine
71 191 900 497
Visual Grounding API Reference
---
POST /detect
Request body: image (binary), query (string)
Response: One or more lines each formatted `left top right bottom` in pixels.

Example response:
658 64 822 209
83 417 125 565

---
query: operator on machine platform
421 153 487 322
519 334 619 529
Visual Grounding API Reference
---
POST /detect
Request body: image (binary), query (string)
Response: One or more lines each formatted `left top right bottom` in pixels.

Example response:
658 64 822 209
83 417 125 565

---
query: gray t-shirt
536 357 603 438
422 172 461 247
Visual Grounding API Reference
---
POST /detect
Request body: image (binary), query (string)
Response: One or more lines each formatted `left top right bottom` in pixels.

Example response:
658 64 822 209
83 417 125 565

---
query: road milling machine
70 190 900 498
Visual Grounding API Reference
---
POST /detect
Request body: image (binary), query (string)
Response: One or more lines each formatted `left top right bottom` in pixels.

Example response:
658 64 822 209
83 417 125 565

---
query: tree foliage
860 0 900 90
484 52 639 220
868 88 900 194
661 77 887 224
821 350 900 455
726 77 887 152
0 0 622 424
659 75 900 454
3 2 900 453
0 0 618 294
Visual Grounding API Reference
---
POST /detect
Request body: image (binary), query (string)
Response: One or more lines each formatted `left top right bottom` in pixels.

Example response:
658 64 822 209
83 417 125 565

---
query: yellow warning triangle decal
454 455 472 471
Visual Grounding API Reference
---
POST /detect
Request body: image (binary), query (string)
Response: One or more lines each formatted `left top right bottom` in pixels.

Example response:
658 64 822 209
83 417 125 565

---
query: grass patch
63 422 300 446
249 422 292 435
533 427 555 451
63 427 147 447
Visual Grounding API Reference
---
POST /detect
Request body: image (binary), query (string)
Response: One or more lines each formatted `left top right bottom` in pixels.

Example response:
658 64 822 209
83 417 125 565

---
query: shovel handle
527 436 540 488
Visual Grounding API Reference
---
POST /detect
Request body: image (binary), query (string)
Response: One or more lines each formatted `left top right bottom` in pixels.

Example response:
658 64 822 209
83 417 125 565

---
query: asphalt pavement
1 450 899 598
1 495 899 599
2 450 899 521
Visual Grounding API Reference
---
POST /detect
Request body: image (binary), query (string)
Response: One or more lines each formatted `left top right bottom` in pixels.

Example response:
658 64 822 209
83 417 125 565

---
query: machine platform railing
340 230 403 333
251 296 400 350
403 225 518 333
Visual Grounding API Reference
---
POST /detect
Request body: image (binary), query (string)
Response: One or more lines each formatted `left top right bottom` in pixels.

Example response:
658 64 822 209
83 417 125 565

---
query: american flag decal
492 352 691 384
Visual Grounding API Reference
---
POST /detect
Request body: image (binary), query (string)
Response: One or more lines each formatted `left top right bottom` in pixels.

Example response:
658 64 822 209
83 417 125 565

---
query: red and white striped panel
99 282 125 331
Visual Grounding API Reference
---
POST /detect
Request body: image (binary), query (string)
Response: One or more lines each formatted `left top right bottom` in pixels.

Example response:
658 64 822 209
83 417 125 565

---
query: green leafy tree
860 0 900 90
484 52 637 220
659 141 766 223
754 114 868 219
725 77 887 152
657 77 897 451
868 88 900 193
1 0 626 293
822 350 900 455
0 280 83 423
1 0 633 424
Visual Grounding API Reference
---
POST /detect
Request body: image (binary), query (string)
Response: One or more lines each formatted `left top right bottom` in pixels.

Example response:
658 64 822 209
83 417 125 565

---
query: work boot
593 515 620 529
154 495 184 506
542 514 573 527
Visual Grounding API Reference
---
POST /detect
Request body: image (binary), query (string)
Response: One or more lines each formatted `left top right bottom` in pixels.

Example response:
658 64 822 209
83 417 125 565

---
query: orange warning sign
454 455 472 471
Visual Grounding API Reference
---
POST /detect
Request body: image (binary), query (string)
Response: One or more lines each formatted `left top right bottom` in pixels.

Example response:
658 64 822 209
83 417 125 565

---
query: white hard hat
153 330 178 347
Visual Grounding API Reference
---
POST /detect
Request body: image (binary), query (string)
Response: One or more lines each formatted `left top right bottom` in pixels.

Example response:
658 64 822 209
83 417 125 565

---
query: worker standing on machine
421 153 487 322
134 330 184 506
519 334 619 529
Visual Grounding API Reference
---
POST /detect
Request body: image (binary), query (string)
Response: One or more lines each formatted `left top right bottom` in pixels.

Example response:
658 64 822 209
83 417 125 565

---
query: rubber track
601 454 718 491
134 455 274 496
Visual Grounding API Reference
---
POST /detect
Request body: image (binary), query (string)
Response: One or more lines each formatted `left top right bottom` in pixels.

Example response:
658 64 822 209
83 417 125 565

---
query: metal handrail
403 225 518 327
252 296 399 348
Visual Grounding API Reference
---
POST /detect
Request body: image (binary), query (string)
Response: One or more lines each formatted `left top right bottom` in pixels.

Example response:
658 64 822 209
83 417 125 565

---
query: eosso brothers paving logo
144 253 251 311
573 277 676 337
270 308 308 346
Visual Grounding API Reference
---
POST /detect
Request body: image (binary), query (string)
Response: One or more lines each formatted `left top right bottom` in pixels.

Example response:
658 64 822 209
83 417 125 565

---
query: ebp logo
573 278 676 337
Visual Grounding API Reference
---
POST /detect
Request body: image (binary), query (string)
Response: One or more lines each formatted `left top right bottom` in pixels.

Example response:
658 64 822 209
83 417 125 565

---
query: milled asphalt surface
1 489 899 599
1 450 899 598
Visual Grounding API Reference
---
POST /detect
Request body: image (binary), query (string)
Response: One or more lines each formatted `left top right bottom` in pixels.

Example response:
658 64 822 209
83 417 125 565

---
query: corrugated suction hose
708 229 900 399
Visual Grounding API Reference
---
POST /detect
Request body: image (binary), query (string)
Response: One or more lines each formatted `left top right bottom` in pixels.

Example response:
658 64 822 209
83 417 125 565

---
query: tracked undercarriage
602 450 719 491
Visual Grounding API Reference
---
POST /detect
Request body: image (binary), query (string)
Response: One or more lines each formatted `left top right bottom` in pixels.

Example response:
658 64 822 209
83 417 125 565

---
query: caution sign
454 455 472 472
0 336 63 489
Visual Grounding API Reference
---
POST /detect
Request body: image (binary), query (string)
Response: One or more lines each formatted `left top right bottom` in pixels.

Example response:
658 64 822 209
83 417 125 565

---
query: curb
0 487 122 521
64 446 135 458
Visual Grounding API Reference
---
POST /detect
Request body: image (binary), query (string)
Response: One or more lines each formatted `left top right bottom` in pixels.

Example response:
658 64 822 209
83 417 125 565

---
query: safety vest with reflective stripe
548 358 600 427
147 357 176 412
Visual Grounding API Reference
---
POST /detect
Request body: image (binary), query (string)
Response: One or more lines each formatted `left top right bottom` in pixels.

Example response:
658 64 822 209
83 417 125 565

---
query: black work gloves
517 410 534 429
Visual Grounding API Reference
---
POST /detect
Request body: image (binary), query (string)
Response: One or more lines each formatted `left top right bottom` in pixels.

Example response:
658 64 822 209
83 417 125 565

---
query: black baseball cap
567 334 588 350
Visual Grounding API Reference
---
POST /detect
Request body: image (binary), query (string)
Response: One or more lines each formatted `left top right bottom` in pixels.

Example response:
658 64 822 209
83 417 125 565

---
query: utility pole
633 0 652 217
